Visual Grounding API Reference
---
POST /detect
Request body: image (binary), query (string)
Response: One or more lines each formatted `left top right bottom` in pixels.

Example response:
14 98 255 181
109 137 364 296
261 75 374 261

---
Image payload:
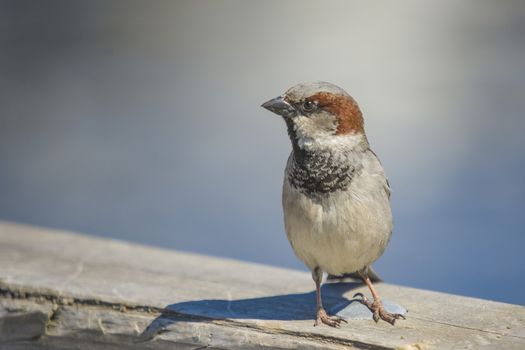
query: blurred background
1 1 524 305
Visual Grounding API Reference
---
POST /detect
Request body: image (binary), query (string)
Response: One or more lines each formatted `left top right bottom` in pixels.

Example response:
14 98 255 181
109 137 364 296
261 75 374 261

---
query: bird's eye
302 100 317 112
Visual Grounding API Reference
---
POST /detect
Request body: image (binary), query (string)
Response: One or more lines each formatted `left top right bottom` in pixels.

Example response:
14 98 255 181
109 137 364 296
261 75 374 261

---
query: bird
261 82 404 327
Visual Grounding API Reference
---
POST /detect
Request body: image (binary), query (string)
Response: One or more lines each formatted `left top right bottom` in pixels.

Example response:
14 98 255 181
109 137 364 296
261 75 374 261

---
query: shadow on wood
2 222 524 349
140 282 362 341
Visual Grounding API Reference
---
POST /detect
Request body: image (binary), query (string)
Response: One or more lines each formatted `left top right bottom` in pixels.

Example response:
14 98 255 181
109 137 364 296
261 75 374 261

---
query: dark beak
261 96 296 117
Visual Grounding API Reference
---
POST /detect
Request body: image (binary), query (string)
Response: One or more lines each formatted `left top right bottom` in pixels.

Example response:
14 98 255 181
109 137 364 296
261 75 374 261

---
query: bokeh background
1 1 524 305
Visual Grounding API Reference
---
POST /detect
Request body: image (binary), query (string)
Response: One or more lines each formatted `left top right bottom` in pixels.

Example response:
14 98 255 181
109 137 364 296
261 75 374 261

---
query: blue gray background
1 1 524 305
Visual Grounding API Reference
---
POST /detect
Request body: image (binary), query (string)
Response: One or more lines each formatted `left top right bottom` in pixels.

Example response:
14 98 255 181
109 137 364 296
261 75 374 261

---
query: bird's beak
261 96 296 117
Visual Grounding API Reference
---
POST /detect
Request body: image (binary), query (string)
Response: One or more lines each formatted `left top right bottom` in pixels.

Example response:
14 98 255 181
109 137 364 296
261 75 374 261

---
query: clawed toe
354 293 405 325
374 307 405 325
314 308 348 328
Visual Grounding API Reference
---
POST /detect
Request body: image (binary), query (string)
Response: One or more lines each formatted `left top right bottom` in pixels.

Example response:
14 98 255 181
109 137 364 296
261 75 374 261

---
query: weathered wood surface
0 221 524 349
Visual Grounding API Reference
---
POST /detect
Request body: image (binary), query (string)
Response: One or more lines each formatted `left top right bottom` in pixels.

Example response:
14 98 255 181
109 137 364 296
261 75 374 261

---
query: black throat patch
288 149 359 196
284 118 361 196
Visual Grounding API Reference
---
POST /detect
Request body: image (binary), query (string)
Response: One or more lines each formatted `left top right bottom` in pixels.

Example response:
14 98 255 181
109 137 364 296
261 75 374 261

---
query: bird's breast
282 150 392 275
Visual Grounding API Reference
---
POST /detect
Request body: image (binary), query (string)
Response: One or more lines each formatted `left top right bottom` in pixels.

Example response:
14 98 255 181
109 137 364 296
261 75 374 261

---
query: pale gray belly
282 176 392 275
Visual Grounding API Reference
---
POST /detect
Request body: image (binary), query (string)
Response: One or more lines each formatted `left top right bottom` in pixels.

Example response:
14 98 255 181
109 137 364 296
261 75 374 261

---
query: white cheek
293 115 364 151
292 116 310 137
292 117 311 147
293 114 336 139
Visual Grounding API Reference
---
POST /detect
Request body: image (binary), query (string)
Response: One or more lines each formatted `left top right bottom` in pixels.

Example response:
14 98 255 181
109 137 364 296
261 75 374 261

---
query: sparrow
261 82 404 327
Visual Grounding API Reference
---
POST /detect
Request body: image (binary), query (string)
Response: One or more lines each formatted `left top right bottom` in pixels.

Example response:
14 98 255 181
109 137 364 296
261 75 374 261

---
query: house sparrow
262 82 404 327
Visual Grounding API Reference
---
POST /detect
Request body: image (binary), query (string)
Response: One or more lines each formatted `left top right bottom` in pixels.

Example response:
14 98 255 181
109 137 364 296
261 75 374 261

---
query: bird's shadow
138 282 362 341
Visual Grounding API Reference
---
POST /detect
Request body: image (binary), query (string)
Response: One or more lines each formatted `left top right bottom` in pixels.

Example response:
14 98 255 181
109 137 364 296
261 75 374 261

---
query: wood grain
0 221 523 349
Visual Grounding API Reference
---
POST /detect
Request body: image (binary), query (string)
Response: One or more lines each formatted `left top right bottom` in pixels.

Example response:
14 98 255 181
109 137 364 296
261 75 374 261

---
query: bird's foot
314 307 347 328
354 293 405 325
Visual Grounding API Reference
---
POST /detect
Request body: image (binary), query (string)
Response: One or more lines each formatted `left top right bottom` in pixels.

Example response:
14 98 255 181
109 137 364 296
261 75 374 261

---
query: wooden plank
0 221 524 349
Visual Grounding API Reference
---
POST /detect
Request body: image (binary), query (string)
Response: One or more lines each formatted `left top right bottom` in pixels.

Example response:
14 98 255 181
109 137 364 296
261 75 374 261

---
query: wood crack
1 223 524 349
410 315 525 340
0 284 391 349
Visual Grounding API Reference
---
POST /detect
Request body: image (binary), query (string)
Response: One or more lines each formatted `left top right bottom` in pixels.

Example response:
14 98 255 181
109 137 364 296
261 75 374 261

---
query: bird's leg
312 267 347 328
357 271 405 325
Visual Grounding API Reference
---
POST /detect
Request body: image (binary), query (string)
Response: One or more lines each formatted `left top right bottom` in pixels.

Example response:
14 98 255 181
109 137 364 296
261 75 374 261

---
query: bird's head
262 82 366 151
